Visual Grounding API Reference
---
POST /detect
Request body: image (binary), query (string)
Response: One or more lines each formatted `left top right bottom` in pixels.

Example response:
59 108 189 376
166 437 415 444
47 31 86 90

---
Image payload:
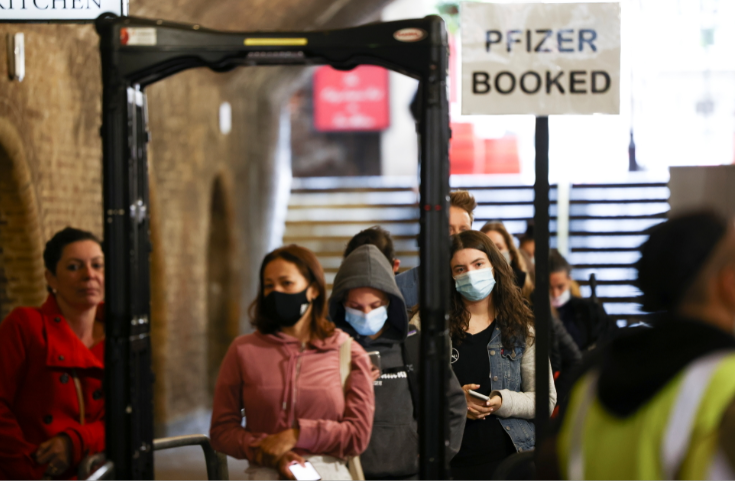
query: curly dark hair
450 230 534 350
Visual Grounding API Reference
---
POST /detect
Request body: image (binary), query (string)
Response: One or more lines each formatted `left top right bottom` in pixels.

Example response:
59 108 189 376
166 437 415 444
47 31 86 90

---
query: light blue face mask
344 305 388 336
454 268 496 302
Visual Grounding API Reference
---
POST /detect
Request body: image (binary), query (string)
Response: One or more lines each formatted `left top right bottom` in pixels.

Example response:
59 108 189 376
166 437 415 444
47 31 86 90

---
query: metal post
533 116 551 451
418 25 451 480
100 64 154 478
556 181 571 258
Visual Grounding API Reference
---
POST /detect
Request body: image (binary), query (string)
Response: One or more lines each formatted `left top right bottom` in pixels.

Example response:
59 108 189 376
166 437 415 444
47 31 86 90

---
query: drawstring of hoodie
280 342 319 427
281 349 298 414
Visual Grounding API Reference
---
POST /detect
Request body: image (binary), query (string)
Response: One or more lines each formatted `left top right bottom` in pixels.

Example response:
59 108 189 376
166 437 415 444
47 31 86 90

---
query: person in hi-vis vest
544 211 735 480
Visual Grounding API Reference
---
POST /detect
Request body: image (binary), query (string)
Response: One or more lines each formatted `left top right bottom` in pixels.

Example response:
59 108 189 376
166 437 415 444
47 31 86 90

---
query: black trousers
450 459 505 480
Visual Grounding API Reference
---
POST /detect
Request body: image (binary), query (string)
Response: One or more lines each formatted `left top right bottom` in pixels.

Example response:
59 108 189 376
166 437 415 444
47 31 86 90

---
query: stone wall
0 0 390 435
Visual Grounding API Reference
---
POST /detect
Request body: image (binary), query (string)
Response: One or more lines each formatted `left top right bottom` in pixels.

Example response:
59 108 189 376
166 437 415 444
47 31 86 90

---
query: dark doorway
0 135 45 321
206 175 239 401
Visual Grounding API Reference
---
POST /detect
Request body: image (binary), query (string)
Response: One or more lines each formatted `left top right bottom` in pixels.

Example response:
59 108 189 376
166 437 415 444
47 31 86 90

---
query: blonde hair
480 221 535 301
449 190 477 224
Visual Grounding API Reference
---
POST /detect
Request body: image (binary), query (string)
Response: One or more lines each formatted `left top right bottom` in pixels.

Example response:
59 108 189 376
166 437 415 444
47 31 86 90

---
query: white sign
0 0 127 21
461 2 620 115
120 27 156 46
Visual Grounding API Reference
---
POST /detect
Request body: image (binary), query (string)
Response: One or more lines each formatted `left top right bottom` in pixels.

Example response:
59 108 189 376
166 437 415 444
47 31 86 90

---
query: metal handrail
153 434 229 480
79 452 108 480
87 461 115 481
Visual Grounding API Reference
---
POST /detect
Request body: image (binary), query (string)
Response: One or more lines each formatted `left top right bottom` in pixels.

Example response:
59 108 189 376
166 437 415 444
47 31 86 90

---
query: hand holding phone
462 384 501 420
366 351 381 375
469 390 489 401
288 461 321 481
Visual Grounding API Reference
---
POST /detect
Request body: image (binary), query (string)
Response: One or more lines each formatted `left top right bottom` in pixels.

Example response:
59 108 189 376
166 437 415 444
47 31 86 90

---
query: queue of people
544 210 735 480
4 192 735 480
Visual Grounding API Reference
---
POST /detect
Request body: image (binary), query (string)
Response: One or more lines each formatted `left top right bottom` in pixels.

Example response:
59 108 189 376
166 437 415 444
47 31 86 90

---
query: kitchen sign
0 0 127 21
461 2 620 115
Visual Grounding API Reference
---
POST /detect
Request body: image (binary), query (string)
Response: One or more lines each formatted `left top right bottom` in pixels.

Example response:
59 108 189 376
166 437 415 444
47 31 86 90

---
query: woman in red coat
0 227 105 480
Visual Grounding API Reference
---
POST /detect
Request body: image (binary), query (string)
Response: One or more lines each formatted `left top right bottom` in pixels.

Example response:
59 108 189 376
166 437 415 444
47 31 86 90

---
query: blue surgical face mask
454 268 496 302
344 305 388 336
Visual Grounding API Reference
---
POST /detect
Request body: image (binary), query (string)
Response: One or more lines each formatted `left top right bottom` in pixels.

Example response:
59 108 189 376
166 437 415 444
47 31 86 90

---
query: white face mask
501 250 512 265
551 288 571 308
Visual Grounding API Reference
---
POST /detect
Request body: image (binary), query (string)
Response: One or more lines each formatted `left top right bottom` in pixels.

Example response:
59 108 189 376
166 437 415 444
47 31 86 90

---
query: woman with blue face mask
329 244 468 480
448 230 557 480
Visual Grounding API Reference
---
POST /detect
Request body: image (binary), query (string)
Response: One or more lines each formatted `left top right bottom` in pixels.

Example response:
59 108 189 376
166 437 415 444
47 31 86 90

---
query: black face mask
263 288 311 328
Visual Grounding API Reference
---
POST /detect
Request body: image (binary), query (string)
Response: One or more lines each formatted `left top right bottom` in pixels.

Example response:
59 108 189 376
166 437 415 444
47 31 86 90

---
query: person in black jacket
333 230 467 480
549 249 615 352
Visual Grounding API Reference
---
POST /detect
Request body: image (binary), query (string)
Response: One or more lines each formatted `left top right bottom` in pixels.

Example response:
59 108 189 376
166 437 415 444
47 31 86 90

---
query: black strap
401 325 421 420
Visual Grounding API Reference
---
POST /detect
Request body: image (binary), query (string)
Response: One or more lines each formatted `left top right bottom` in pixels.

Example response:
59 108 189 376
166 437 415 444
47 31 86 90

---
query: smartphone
288 461 321 481
366 351 381 375
469 390 490 401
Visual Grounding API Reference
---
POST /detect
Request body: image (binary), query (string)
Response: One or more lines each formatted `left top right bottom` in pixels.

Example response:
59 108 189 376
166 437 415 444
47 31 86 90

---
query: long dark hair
249 245 334 340
480 221 534 301
450 230 534 350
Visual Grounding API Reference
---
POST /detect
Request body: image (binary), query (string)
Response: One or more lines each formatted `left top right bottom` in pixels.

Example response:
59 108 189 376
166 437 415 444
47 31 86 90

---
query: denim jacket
487 327 556 452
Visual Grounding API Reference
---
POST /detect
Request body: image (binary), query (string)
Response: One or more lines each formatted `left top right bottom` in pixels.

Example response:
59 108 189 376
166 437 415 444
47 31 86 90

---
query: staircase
284 177 420 291
284 177 670 325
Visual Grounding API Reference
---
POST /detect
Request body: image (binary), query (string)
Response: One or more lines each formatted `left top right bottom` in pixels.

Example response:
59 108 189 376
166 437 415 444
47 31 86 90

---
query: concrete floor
154 445 250 480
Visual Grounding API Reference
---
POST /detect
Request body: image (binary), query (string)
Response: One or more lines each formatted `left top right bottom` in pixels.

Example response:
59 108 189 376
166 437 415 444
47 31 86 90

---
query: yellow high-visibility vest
557 351 735 480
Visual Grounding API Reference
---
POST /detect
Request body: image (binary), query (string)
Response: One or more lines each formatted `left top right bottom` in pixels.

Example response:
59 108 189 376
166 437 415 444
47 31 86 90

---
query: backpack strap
400 327 421 420
339 337 365 481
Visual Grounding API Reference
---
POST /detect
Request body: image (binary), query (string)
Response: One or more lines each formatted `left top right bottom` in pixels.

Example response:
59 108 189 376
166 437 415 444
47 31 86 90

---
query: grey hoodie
329 245 467 479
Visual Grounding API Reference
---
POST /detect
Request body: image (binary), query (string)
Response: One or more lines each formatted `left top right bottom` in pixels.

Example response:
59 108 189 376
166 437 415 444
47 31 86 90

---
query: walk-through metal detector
95 14 451 479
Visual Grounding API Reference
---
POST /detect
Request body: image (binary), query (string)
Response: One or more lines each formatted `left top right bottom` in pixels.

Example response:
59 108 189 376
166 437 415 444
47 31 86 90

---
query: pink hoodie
210 328 375 461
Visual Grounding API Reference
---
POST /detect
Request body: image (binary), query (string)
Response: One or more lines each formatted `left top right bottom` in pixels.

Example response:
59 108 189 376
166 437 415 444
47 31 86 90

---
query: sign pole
533 115 551 452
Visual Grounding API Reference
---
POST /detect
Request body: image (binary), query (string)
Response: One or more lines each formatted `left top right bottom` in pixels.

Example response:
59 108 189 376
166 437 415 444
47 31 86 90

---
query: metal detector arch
95 14 451 480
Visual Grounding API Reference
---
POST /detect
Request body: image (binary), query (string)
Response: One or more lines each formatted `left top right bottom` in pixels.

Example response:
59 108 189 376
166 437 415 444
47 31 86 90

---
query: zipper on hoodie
288 342 306 427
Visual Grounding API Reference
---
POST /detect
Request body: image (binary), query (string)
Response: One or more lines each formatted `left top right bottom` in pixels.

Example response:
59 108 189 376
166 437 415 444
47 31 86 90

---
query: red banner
313 65 390 132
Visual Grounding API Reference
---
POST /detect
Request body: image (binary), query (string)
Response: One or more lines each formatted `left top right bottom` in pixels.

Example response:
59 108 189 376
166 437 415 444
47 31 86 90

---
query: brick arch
206 171 240 401
146 167 171 434
0 118 46 320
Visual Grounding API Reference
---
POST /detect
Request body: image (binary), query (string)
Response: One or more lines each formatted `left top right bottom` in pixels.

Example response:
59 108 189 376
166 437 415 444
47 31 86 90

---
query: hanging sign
313 65 390 132
461 2 620 115
0 0 127 22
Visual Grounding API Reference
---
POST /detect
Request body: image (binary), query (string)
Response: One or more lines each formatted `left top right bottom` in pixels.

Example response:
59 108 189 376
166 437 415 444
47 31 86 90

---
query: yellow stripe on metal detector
244 38 308 46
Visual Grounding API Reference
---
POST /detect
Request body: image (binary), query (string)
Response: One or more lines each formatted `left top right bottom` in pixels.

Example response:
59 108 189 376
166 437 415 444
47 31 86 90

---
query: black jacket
557 296 615 352
596 315 735 417
329 246 467 479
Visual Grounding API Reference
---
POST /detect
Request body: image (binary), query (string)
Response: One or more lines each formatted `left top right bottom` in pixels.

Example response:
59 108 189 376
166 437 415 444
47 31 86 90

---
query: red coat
0 295 105 480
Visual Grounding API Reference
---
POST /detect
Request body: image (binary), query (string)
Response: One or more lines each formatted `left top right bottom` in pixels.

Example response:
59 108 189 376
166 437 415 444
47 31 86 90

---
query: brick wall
0 0 391 435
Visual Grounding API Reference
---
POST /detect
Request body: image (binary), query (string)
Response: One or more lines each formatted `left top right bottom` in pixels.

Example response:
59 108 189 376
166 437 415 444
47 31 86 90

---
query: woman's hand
251 428 300 468
462 384 502 420
35 434 72 478
277 451 306 480
370 367 381 382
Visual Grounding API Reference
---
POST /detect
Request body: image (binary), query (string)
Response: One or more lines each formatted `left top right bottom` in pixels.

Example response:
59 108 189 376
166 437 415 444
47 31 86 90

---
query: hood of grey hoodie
329 244 408 344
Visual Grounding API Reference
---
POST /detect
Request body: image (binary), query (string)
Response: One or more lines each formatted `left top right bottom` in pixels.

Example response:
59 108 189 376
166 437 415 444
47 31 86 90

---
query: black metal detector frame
95 14 451 479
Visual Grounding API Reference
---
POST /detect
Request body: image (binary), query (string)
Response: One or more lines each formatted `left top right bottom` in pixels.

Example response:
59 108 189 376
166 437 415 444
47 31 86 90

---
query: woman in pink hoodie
210 245 375 480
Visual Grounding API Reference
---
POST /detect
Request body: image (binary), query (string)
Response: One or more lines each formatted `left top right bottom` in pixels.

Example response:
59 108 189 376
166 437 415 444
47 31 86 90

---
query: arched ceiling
131 0 393 32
